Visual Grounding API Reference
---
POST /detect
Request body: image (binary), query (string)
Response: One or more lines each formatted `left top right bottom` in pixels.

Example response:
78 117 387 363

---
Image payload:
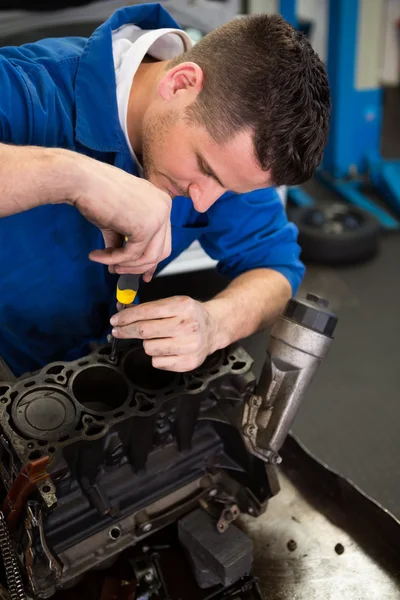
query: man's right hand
69 152 172 281
0 145 172 280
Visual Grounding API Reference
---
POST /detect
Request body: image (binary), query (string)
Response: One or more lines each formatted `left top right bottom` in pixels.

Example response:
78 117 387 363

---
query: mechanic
0 3 330 377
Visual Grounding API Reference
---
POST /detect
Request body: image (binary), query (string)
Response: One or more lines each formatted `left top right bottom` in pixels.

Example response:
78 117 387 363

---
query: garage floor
247 440 400 600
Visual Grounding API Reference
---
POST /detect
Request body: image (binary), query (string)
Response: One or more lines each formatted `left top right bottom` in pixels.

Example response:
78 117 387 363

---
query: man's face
141 108 272 213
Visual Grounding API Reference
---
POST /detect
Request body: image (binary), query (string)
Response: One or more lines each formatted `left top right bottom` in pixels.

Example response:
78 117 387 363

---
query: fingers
132 222 171 281
112 316 197 340
89 241 147 266
111 297 197 328
90 222 172 278
101 230 123 250
151 354 202 373
109 296 209 373
142 268 156 283
75 159 173 275
143 337 200 357
112 263 159 275
161 221 172 261
141 222 171 281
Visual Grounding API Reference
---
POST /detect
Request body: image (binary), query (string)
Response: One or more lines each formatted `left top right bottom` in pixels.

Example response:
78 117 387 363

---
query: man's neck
127 59 167 155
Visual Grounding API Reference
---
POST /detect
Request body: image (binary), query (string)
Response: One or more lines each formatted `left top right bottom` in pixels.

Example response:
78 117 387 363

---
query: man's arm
204 268 292 349
0 144 72 216
0 143 172 278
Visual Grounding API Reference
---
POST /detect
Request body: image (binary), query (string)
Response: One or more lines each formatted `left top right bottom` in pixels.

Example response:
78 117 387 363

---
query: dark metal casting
0 295 337 598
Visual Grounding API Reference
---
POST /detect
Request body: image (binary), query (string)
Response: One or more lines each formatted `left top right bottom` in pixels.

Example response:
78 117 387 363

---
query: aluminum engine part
0 343 274 598
242 294 338 463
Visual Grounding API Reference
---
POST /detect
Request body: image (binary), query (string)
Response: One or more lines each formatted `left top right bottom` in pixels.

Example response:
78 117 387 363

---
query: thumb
101 229 123 250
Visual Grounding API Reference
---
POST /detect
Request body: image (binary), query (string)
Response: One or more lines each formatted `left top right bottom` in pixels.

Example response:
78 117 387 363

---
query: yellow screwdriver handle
116 273 140 305
115 237 140 305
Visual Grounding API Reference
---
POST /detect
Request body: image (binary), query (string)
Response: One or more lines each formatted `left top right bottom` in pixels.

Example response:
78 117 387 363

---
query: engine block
0 294 337 598
0 343 276 598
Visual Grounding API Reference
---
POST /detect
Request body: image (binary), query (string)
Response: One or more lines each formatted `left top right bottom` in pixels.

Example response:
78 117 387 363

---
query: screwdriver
109 272 140 362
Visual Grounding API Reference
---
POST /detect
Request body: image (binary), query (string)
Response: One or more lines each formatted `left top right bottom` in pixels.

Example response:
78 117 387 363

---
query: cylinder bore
72 366 129 412
123 348 176 390
199 351 223 371
12 388 76 441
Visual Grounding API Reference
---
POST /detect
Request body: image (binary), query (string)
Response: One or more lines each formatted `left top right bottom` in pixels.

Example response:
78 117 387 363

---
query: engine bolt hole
109 527 122 541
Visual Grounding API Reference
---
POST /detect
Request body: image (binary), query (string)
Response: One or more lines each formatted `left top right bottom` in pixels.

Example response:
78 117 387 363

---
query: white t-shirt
112 25 193 170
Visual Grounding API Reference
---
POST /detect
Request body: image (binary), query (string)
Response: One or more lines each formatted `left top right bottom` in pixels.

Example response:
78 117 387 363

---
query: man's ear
158 62 204 101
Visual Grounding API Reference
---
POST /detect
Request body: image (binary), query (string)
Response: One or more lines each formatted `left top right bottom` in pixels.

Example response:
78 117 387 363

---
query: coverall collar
74 3 181 153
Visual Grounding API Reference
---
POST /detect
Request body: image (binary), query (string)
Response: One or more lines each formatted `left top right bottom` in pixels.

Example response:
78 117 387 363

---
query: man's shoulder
0 36 86 75
0 37 88 148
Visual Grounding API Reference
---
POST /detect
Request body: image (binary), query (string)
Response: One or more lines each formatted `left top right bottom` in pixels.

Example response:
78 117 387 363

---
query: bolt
223 510 234 522
245 425 256 437
306 293 329 308
141 522 152 533
270 453 282 465
208 488 217 497
248 507 255 515
144 571 154 583
251 396 262 408
287 539 297 552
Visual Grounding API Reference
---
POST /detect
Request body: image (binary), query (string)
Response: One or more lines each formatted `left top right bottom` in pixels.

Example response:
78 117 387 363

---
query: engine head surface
0 343 275 598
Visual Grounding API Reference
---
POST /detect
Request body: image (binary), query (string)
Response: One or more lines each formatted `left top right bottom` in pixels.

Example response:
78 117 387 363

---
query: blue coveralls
0 3 304 376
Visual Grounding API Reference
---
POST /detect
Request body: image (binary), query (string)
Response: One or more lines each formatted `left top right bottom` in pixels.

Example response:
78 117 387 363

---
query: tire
288 204 381 264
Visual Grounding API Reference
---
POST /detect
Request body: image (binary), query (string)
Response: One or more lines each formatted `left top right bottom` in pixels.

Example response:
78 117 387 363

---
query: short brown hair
171 14 331 187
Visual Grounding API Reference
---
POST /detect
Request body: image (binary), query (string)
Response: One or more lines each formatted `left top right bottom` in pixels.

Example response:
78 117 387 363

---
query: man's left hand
110 296 219 372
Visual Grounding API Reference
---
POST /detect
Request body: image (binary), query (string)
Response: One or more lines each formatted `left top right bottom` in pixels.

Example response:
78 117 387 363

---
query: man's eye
201 166 213 178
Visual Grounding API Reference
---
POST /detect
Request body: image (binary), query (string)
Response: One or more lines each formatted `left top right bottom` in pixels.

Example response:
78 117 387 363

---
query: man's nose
189 181 225 213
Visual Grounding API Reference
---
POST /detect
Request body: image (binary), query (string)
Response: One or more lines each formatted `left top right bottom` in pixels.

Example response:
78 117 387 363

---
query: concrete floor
247 472 400 600
292 237 400 522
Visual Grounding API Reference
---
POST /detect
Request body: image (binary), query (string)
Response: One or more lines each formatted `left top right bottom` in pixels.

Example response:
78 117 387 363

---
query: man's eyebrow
196 153 227 190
